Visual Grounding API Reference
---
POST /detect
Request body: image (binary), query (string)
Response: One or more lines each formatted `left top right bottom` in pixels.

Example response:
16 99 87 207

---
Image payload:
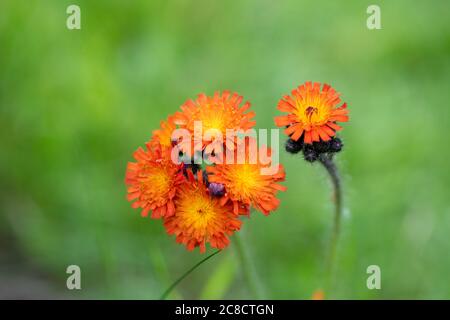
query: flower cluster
125 91 286 253
275 81 349 162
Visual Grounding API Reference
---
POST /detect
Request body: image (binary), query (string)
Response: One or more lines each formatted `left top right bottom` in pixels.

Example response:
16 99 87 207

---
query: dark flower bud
329 137 343 153
303 144 318 162
285 138 303 154
312 140 330 154
208 182 225 197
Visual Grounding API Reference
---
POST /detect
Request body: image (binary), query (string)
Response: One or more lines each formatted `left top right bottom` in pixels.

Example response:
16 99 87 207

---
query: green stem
234 233 262 299
318 154 343 296
159 250 221 300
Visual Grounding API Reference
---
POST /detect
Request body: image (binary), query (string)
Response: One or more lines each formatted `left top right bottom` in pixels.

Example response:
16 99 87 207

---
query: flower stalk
160 250 221 300
233 233 263 299
318 153 343 295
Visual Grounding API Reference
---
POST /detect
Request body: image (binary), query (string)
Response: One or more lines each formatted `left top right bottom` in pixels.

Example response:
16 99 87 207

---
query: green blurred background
1 0 449 299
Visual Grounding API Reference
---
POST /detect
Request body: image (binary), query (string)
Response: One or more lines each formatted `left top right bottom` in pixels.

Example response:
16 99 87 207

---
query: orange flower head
207 139 287 215
164 170 242 253
174 91 256 151
125 142 184 219
274 82 349 144
312 289 325 300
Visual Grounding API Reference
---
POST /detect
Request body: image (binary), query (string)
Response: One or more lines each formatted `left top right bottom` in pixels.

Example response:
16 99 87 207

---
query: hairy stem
318 153 343 295
160 250 221 300
234 233 263 299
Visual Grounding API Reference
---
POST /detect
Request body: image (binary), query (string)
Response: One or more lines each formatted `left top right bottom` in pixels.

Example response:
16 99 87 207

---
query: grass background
0 0 449 299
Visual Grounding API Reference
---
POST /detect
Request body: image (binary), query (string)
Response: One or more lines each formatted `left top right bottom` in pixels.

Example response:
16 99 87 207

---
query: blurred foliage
0 0 449 299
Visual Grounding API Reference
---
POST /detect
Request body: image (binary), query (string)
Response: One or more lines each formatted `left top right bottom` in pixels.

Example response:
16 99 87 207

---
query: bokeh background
1 0 449 299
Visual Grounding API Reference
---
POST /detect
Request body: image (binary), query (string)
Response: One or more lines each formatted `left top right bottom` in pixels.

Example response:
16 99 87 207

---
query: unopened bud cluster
285 137 343 162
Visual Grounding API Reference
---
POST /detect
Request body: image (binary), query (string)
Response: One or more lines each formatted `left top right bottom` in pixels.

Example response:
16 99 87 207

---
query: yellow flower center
140 166 172 201
295 101 330 126
197 105 239 134
176 186 221 233
225 164 263 200
203 115 225 132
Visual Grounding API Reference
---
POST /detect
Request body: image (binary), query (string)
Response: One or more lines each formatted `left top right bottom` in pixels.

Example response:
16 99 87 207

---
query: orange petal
329 115 349 122
277 100 295 112
284 123 301 135
127 191 140 201
272 184 287 192
291 127 304 141
275 115 292 127
322 125 336 136
304 131 312 144
311 129 320 142
316 127 331 141
326 122 342 131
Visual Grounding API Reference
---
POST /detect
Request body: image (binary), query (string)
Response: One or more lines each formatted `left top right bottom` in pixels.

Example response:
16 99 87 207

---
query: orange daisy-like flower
174 91 256 152
274 81 349 144
164 171 242 253
125 142 184 219
206 139 287 215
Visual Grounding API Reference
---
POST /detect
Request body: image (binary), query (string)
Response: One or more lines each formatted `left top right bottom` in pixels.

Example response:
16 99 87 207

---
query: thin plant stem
233 233 263 299
318 153 343 296
159 249 221 300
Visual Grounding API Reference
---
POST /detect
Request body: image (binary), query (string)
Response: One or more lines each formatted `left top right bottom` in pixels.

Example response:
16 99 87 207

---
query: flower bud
208 182 225 197
285 138 303 154
303 145 318 162
329 137 343 153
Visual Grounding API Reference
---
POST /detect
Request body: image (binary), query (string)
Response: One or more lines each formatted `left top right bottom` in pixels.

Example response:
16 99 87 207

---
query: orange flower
125 142 184 219
174 91 256 152
207 139 286 215
164 171 242 253
311 289 325 300
274 82 349 144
